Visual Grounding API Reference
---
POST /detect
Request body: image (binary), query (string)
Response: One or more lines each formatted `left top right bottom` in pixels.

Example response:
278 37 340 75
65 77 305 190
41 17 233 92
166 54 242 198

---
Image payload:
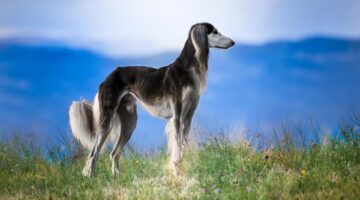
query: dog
69 22 235 177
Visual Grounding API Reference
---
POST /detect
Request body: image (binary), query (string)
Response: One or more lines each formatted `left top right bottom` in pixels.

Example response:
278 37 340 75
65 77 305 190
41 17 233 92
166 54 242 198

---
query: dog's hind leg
82 118 113 177
82 108 114 177
110 95 137 176
82 83 124 177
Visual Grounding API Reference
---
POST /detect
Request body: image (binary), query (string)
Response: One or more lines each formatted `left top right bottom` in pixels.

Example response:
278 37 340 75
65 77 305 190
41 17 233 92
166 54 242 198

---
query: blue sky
0 1 360 149
0 0 359 56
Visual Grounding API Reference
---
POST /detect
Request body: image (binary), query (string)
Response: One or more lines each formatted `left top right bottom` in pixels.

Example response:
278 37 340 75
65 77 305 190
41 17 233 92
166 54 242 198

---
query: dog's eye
213 29 218 34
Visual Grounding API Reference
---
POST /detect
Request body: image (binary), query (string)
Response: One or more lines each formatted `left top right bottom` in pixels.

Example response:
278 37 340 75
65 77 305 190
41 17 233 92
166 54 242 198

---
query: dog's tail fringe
69 95 98 151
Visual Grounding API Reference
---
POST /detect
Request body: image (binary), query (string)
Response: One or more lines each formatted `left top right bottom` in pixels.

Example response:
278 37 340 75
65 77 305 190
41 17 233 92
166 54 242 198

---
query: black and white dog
69 22 234 177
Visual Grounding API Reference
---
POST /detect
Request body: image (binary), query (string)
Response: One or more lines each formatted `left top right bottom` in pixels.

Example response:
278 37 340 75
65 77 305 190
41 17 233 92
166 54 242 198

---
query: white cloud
0 0 359 56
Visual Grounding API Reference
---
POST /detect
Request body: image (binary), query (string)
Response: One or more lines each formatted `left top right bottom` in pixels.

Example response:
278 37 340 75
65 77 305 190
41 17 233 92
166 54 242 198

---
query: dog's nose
230 40 235 47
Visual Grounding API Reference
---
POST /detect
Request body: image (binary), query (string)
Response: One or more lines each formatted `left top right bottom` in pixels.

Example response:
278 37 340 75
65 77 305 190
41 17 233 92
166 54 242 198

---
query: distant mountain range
0 37 359 149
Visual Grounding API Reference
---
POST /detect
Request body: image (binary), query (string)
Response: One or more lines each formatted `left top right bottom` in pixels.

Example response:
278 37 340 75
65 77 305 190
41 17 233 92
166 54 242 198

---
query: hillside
0 37 360 148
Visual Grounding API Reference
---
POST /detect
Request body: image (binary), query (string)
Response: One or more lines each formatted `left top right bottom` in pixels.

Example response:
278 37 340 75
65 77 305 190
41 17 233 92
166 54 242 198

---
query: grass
0 115 359 199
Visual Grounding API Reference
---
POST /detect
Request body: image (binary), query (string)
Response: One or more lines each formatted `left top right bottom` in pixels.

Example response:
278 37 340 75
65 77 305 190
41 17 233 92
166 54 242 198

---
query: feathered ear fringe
191 24 209 64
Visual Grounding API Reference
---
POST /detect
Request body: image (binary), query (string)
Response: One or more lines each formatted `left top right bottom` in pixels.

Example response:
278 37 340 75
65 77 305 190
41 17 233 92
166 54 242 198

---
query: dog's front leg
180 93 199 158
168 100 182 177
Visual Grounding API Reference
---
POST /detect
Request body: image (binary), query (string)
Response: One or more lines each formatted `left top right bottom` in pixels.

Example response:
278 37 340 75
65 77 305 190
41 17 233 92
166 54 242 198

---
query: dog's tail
69 93 100 150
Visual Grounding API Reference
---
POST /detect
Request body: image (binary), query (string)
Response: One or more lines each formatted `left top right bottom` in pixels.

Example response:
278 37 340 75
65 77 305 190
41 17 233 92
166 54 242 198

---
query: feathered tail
69 94 100 150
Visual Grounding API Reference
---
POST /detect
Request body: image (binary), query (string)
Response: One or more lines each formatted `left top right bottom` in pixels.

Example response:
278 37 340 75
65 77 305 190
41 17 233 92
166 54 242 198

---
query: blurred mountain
0 37 359 148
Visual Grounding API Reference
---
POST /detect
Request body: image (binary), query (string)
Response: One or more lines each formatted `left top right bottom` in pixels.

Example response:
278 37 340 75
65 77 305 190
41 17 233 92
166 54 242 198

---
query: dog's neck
174 37 209 91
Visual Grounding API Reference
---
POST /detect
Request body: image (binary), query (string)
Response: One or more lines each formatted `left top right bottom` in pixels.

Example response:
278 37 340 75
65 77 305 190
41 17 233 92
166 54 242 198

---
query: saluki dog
69 22 234 177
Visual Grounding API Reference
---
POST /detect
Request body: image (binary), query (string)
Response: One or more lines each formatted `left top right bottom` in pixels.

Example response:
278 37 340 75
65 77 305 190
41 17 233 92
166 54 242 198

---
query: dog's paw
112 166 120 177
173 169 179 177
82 166 92 177
169 161 180 178
82 157 96 177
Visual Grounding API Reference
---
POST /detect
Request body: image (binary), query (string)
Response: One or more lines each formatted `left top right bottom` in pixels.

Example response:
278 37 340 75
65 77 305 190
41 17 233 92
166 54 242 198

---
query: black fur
97 23 214 126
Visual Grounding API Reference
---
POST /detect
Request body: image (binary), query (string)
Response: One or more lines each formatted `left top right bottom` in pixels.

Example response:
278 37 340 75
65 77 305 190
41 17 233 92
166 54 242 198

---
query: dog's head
190 23 235 50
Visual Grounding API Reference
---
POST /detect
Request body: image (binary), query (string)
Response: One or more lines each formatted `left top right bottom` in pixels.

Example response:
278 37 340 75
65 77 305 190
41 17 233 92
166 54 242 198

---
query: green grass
0 115 359 199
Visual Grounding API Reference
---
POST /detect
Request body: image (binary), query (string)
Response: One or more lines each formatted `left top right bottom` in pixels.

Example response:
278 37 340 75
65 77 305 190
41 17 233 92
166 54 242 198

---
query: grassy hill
0 114 359 199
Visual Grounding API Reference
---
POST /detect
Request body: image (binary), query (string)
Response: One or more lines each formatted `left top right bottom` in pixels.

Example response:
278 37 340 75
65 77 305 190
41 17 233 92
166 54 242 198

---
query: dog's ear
191 24 209 51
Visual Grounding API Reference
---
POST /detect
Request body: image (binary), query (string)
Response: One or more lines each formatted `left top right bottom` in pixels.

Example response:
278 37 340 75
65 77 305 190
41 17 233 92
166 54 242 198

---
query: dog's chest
189 67 206 95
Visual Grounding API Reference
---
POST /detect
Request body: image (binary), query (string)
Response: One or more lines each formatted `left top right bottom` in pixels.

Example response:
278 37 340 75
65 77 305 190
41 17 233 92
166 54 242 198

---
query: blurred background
0 0 359 149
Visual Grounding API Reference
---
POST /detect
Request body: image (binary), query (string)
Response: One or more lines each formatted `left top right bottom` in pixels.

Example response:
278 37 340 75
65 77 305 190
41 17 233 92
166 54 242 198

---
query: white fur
165 118 181 176
191 29 201 62
69 100 95 150
190 29 208 93
109 112 121 141
208 31 233 48
126 104 134 112
137 97 172 119
165 119 175 154
92 93 101 132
